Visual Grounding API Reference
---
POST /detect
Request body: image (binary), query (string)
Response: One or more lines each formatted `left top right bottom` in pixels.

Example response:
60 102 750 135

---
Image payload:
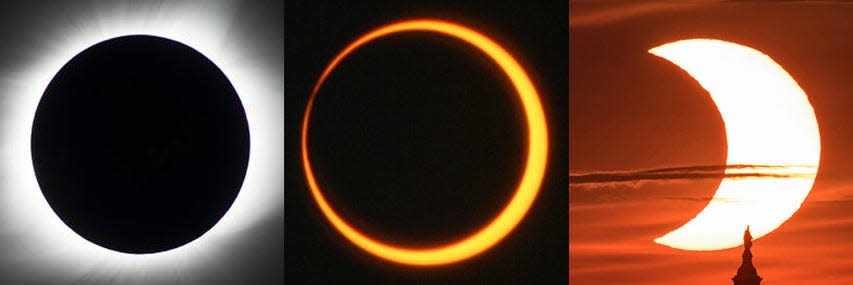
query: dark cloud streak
570 164 816 188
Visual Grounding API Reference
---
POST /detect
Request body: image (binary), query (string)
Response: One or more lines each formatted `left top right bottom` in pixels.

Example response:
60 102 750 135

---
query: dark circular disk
31 35 250 254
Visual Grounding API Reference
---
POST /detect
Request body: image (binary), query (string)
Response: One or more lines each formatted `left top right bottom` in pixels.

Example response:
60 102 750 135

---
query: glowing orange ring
301 19 549 266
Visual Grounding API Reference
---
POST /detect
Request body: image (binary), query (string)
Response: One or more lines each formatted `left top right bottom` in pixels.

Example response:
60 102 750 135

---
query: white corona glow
649 39 820 250
0 1 282 282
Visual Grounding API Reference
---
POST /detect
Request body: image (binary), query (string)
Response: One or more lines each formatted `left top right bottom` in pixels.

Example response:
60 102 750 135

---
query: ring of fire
301 19 549 266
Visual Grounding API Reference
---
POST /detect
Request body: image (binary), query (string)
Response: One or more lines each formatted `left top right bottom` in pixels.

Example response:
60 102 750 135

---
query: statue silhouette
732 226 762 285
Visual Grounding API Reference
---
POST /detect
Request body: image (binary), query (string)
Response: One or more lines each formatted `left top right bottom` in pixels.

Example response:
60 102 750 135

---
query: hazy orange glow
649 39 821 250
300 20 548 265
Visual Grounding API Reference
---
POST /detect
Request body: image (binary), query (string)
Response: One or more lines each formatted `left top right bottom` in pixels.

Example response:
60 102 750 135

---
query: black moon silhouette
31 35 250 254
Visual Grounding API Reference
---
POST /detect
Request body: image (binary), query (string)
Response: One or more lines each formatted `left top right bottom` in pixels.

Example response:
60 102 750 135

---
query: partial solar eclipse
31 35 250 254
302 19 549 266
649 39 820 250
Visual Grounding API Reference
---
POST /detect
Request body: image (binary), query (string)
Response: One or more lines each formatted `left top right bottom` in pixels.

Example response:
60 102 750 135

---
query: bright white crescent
649 39 820 250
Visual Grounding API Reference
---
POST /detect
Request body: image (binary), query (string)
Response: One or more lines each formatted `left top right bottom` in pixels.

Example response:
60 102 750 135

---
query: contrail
569 1 710 27
570 164 817 187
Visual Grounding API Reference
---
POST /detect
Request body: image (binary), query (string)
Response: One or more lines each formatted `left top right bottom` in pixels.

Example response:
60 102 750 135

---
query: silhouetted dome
732 226 762 285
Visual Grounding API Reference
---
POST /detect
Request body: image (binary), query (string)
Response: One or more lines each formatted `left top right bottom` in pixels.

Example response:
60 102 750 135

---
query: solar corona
0 2 283 280
301 19 549 266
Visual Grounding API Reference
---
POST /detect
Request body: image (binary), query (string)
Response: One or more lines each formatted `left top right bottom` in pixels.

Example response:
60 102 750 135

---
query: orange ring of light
301 19 549 266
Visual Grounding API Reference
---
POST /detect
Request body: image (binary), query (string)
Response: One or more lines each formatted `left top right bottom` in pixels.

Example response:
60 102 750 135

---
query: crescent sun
301 20 548 265
649 39 821 250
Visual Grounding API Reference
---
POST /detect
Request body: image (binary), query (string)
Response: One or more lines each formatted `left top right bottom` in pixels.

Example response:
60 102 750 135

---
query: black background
286 1 567 283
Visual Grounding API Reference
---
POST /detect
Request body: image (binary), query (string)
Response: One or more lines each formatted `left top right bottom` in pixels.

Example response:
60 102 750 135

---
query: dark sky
0 1 282 284
286 0 567 284
571 1 853 284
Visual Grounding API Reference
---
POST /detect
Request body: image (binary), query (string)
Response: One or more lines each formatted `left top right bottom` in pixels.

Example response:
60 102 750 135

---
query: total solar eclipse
31 35 250 254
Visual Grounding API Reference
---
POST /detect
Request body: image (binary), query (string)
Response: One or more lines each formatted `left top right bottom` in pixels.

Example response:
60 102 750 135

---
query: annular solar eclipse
31 35 250 254
301 19 549 266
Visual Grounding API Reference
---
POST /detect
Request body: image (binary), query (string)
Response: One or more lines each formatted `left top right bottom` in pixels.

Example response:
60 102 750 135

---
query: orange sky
570 2 853 284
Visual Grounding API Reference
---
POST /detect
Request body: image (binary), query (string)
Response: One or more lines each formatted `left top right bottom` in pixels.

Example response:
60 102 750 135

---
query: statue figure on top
732 226 762 285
